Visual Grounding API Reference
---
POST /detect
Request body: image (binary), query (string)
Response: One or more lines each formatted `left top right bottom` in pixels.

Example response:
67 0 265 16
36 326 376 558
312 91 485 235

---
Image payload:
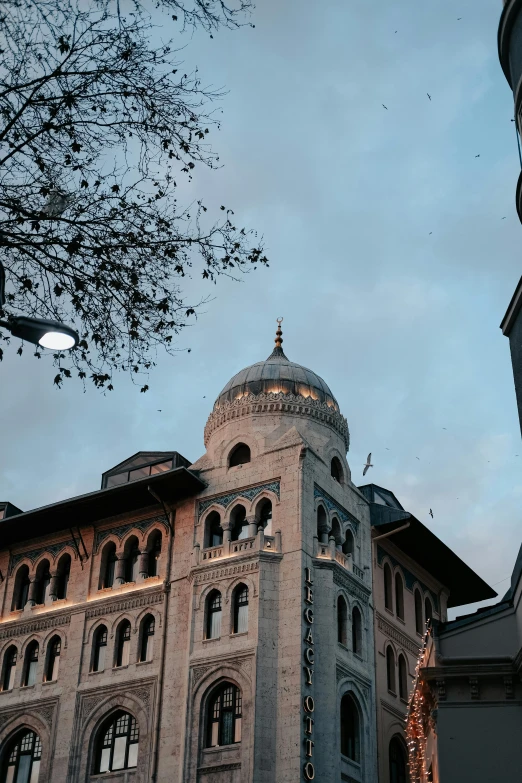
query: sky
1 0 521 619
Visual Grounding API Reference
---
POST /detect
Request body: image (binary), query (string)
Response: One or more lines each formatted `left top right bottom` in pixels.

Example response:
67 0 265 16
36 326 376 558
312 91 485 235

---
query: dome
214 323 339 412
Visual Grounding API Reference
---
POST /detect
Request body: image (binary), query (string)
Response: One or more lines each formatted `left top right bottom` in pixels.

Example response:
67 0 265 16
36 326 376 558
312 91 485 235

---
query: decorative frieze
0 613 71 641
376 613 421 657
332 566 371 604
0 697 58 731
94 514 168 553
469 677 479 700
9 540 77 575
198 480 281 520
192 560 259 584
85 590 164 619
376 545 439 612
313 484 359 528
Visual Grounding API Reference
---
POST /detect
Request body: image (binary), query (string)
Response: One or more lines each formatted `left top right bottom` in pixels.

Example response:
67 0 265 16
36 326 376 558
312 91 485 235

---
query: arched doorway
389 734 408 783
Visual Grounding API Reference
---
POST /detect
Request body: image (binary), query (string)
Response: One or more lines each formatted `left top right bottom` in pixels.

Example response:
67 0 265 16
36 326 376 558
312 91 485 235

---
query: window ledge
42 679 57 686
338 642 348 650
112 664 129 670
353 652 363 661
0 688 13 694
230 631 248 638
340 754 361 767
388 689 397 697
384 607 394 616
136 659 152 666
88 670 104 676
21 684 35 690
202 637 220 644
396 615 405 625
400 697 408 705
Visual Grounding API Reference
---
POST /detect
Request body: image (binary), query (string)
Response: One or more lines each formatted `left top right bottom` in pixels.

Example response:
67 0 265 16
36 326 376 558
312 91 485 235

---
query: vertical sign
303 566 315 780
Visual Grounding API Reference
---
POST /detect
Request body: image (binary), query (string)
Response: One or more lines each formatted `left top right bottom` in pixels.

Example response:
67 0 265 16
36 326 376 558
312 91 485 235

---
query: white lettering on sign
303 566 315 781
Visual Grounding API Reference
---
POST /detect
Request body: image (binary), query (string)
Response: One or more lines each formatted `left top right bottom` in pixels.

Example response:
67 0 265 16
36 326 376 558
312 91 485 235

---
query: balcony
194 529 282 565
315 537 366 582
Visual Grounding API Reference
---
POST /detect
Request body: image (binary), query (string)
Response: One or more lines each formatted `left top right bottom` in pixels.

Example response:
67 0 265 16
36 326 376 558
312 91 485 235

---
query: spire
266 317 288 360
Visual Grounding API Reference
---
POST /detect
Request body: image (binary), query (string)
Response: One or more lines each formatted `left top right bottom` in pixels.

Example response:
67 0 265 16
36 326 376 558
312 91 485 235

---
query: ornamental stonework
191 560 259 584
0 613 71 641
85 588 164 619
376 612 421 657
198 480 281 520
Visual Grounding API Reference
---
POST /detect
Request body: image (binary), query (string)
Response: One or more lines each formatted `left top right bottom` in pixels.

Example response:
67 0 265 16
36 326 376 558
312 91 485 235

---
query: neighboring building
407 544 522 783
498 2 522 435
357 485 495 783
0 324 380 783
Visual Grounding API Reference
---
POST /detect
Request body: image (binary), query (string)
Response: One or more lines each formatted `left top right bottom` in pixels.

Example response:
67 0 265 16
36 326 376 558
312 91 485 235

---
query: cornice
420 662 515 679
84 588 165 619
314 557 371 602
0 611 71 640
376 611 422 657
204 392 350 450
380 698 407 722
190 558 260 585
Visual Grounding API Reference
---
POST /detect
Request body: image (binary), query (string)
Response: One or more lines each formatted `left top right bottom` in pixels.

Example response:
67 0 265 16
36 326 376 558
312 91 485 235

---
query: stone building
407 543 522 783
357 484 494 783
0 323 379 783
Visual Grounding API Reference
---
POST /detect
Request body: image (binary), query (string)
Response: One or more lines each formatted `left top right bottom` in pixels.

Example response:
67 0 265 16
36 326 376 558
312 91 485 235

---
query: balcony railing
316 537 366 582
195 529 282 565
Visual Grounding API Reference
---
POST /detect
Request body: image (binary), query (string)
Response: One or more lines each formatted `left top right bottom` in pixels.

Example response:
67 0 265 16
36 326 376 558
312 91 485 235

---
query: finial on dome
275 317 283 349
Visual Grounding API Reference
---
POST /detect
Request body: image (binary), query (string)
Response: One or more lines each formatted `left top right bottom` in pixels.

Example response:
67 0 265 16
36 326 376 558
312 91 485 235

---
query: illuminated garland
405 624 432 783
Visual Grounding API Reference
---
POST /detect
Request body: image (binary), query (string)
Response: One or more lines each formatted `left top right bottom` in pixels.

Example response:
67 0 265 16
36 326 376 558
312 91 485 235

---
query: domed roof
214 322 339 412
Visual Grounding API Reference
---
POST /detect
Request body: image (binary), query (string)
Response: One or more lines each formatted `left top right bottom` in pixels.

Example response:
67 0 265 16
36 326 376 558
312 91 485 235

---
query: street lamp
0 261 79 351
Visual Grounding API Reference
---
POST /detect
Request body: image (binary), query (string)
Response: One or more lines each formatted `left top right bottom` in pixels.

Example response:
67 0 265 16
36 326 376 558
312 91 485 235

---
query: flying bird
502 216 507 219
457 17 462 20
429 232 433 235
382 104 388 110
427 93 431 101
416 457 420 460
429 509 434 518
385 448 390 451
157 410 162 412
442 427 447 430
475 154 480 158
363 453 373 476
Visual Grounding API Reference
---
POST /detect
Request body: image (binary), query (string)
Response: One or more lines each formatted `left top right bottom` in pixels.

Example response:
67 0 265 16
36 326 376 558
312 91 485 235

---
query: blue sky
1 0 521 617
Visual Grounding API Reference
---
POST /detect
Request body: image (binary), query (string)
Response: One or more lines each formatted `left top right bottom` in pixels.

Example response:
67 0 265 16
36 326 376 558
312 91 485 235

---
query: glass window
3 731 42 783
56 555 71 600
425 597 433 627
147 532 162 576
331 457 343 483
23 642 38 687
337 597 347 646
206 683 242 747
229 444 250 467
149 460 172 475
389 736 408 783
395 573 404 620
258 500 272 536
34 561 51 606
233 585 248 634
100 543 117 590
398 655 408 701
12 565 30 611
45 637 61 682
352 607 362 656
414 590 423 635
342 530 354 556
230 506 248 542
140 616 155 662
93 626 108 672
384 563 393 611
95 711 139 774
340 694 360 762
106 472 128 488
2 646 17 691
206 512 223 548
116 621 131 667
386 646 396 694
206 591 222 639
125 540 139 583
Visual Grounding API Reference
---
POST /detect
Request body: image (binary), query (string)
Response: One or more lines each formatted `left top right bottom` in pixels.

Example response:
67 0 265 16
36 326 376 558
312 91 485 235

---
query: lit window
92 626 108 672
2 646 17 691
206 591 222 640
23 642 39 687
3 730 42 783
95 711 139 773
206 683 242 747
116 621 131 667
45 636 61 682
140 616 155 662
233 585 248 634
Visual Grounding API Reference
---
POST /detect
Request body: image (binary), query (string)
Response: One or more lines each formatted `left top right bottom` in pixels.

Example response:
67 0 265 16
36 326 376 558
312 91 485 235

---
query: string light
405 622 434 782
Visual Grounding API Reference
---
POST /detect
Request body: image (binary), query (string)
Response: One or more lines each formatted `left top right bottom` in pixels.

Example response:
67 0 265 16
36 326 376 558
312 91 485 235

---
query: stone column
114 556 126 587
48 572 59 601
318 525 329 545
26 578 38 607
275 530 282 552
328 535 336 559
222 522 232 555
192 543 200 566
138 550 149 581
247 515 257 538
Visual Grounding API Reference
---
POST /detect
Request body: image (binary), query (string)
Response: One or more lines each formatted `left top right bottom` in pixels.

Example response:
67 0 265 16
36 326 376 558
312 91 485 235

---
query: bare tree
0 0 266 389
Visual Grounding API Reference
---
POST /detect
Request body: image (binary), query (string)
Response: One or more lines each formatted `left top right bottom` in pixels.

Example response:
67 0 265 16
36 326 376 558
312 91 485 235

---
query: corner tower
169 322 377 783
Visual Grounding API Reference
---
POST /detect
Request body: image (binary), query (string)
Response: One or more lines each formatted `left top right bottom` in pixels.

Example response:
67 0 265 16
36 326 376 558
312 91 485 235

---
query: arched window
230 505 248 542
317 505 328 543
331 518 342 550
45 636 61 682
205 512 223 548
340 694 360 762
124 537 140 583
352 607 362 656
139 615 155 662
233 584 249 634
23 641 39 687
337 596 348 646
92 625 108 672
398 654 408 701
34 560 51 606
395 572 404 620
257 499 272 536
115 620 131 667
206 591 222 639
2 646 17 691
389 735 408 783
147 530 162 577
229 443 251 467
386 646 396 694
384 563 393 611
55 554 71 600
100 542 117 590
11 565 30 611
414 589 423 635
206 682 242 747
424 597 433 627
331 457 344 484
2 730 42 783
95 711 139 773
342 530 354 556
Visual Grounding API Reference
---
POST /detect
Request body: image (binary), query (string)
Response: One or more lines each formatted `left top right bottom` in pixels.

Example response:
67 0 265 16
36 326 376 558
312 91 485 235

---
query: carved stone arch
41 627 67 653
197 583 224 611
120 530 142 555
97 534 121 556
0 638 20 659
200 504 226 543
350 596 366 624
53 544 78 567
31 553 52 575
11 557 33 577
379 553 395 572
109 612 136 638
215 433 259 468
382 638 399 658
225 574 257 605
334 586 351 610
135 605 162 630
337 680 371 724
85 617 110 646
0 712 52 782
223 497 251 526
74 691 152 782
20 633 43 657
329 447 349 483
252 489 280 518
